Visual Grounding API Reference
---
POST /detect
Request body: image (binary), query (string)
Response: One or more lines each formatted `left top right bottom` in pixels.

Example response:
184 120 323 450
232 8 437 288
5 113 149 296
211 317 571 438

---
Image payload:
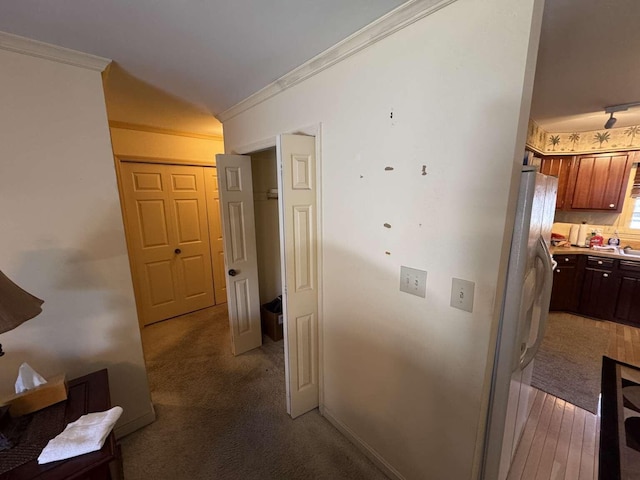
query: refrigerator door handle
519 236 554 370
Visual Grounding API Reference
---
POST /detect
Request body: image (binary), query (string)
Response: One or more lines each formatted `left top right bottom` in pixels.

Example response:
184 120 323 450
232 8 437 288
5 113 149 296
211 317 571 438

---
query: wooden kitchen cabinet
540 156 573 210
613 260 640 326
564 152 635 213
549 254 581 311
550 251 640 325
579 257 619 320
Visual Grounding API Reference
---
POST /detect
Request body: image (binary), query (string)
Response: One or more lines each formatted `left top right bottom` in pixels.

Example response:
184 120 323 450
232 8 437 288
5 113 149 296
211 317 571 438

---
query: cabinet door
540 156 573 210
568 153 633 212
549 255 580 312
614 276 640 326
614 260 640 325
579 267 619 320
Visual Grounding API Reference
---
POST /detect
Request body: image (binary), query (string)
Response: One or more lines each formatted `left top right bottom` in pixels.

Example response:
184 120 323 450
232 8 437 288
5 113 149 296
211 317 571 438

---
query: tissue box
261 304 283 341
0 374 67 416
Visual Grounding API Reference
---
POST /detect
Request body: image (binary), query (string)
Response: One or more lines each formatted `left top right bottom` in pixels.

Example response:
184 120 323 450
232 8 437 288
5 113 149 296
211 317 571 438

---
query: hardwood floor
506 313 640 480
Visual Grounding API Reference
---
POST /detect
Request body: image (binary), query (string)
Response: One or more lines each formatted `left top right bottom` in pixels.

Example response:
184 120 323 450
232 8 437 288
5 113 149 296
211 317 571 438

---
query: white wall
251 148 282 305
0 48 153 436
222 0 541 478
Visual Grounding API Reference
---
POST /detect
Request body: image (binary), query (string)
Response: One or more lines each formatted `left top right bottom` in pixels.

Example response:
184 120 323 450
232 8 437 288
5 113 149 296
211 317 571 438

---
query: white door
216 155 262 355
277 134 319 418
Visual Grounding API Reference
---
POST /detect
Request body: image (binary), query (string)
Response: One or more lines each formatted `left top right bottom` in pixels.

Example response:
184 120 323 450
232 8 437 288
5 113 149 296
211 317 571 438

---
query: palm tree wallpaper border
526 119 640 155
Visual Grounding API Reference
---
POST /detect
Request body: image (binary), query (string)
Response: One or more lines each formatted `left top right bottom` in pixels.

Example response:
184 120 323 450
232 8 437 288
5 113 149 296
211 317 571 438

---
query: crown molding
109 121 223 141
216 0 457 123
0 31 111 71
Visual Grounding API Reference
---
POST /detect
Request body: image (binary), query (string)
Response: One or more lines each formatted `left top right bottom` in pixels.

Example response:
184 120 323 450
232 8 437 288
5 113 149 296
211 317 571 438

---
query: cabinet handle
565 258 570 262
556 269 560 273
603 273 609 278
598 260 603 265
609 204 615 208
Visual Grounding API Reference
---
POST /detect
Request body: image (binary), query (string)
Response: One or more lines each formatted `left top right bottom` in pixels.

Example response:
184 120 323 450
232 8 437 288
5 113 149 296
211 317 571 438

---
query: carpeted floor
531 313 609 414
119 304 388 480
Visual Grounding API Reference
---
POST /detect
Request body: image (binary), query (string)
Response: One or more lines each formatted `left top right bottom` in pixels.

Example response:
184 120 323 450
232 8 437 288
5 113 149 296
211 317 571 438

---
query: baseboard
321 406 406 480
114 402 156 439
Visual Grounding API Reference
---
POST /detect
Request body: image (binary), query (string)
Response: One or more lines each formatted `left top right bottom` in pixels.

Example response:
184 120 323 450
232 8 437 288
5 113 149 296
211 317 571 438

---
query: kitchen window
630 197 640 229
606 164 640 237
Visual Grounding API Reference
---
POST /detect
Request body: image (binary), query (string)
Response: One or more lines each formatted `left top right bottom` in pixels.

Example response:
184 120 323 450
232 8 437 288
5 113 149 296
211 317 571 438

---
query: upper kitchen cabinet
564 152 635 213
540 155 573 210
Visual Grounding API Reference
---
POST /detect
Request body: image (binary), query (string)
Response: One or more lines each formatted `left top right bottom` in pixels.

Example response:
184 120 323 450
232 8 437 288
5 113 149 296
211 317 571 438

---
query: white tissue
37 406 123 464
15 362 47 394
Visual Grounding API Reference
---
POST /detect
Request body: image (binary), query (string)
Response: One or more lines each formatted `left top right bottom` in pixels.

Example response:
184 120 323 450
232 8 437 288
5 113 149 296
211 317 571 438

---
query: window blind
632 164 640 198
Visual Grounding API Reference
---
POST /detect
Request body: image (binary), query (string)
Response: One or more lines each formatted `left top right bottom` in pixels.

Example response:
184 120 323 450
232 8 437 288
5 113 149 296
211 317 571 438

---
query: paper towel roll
577 223 589 247
569 224 579 245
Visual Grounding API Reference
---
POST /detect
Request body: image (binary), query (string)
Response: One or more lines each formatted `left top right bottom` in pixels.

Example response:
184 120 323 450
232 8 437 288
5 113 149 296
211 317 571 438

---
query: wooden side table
0 369 122 479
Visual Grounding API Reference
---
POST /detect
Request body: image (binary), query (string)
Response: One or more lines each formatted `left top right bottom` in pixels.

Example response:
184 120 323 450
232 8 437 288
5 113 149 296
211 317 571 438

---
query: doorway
250 148 284 325
217 133 320 418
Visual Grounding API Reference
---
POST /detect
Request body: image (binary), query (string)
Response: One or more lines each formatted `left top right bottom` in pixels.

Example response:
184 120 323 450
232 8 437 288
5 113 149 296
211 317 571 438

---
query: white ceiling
0 0 406 115
0 0 638 133
531 0 640 132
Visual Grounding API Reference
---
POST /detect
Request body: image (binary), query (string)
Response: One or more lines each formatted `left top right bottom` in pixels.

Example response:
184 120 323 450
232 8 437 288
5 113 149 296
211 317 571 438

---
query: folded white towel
37 406 123 464
591 245 618 251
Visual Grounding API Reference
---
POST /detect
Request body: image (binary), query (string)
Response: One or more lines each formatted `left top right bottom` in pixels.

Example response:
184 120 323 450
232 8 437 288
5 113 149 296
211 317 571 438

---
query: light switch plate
450 278 475 312
400 266 427 298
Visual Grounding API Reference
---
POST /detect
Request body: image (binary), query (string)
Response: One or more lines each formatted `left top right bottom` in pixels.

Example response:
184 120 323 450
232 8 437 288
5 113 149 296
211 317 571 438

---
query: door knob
228 269 237 277
609 204 615 208
174 248 181 254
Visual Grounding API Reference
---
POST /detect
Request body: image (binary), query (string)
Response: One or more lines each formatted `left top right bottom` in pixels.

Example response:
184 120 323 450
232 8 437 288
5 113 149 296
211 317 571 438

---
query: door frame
113 155 222 327
231 124 325 412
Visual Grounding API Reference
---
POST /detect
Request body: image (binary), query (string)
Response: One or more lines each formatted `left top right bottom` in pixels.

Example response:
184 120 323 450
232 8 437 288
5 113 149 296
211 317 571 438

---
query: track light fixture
604 101 640 129
604 112 617 129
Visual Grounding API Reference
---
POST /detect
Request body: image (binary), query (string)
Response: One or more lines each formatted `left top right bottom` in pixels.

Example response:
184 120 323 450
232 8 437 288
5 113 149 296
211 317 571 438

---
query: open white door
216 154 262 355
277 134 319 418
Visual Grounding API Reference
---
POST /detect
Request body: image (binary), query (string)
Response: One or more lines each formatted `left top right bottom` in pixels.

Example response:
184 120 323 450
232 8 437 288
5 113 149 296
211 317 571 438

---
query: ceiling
531 0 640 132
0 0 638 134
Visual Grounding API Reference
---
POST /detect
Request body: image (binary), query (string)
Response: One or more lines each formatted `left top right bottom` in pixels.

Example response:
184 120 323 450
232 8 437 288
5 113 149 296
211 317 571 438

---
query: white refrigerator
482 166 558 480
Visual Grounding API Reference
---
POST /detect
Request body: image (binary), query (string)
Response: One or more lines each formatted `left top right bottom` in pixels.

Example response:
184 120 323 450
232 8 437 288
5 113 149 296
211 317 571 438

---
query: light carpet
531 313 609 414
119 304 388 480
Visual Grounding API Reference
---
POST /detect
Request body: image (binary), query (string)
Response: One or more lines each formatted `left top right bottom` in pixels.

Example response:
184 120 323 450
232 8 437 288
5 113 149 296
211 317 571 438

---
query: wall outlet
400 266 427 298
450 278 475 312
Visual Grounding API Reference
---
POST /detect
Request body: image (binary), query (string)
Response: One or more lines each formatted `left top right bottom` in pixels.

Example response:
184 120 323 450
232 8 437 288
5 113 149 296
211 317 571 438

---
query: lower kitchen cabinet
579 266 618 320
550 252 640 325
549 255 581 311
613 260 640 325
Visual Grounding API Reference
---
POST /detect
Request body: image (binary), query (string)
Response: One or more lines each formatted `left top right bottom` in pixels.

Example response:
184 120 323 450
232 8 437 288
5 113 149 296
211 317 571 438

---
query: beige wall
103 63 223 137
221 0 541 478
110 127 223 164
251 148 282 305
0 48 153 437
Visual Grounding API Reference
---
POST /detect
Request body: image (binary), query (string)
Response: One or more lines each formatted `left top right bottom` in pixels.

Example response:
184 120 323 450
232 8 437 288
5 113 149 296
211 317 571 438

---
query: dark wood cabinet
542 151 637 213
540 156 573 210
613 260 640 326
549 254 581 311
550 253 640 325
579 265 619 320
565 152 634 213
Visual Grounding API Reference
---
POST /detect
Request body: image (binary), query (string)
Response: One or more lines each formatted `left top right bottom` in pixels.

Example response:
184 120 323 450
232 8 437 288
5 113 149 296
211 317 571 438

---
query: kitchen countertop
551 245 640 261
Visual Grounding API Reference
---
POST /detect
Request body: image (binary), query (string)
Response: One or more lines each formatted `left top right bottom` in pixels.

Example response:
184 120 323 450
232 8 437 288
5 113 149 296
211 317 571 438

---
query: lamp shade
0 270 43 335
